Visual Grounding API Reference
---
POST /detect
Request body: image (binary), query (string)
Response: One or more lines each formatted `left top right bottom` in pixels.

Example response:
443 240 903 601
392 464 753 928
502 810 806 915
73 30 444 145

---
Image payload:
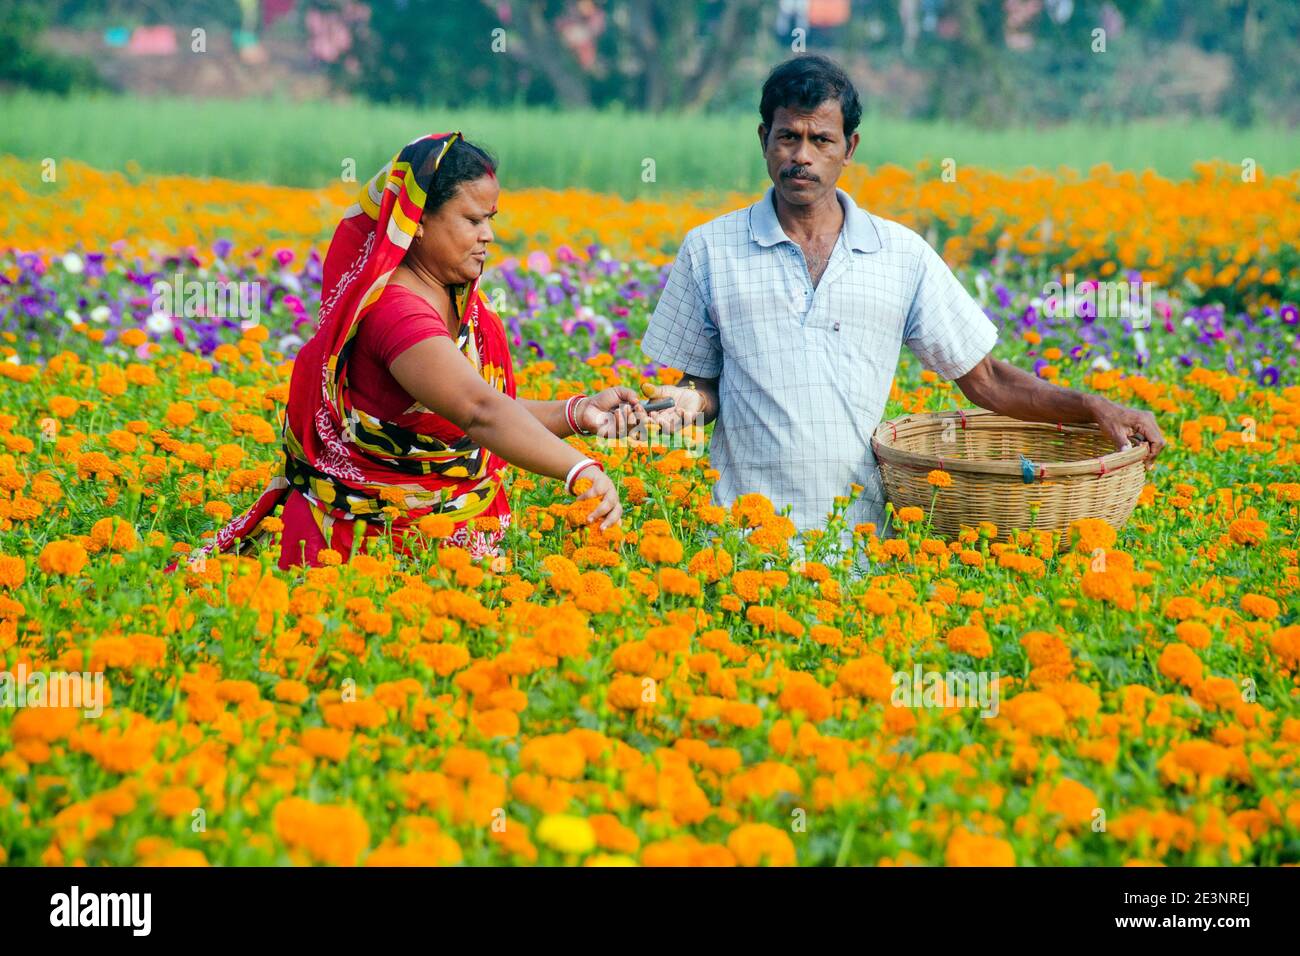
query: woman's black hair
759 54 862 144
423 138 498 214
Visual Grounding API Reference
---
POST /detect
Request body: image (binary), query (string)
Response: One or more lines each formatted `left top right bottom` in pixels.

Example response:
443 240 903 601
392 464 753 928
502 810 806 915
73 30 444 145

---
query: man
640 54 1165 550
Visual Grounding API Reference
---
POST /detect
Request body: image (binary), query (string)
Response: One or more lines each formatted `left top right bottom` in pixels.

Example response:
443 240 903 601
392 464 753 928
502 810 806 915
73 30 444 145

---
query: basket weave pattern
871 409 1148 551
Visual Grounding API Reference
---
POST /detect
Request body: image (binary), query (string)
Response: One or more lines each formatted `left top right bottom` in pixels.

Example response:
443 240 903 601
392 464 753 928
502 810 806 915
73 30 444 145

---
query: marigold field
0 162 1298 867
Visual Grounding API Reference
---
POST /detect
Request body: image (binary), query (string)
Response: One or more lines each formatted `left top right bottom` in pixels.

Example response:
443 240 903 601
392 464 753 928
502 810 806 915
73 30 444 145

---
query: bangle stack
563 395 590 436
565 457 604 493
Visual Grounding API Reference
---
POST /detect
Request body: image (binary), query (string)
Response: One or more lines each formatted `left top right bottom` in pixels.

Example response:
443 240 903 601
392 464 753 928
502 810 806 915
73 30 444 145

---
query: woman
183 132 645 571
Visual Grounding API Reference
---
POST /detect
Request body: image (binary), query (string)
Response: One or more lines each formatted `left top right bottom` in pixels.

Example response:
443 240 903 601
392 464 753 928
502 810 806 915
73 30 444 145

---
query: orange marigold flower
607 674 654 711
945 828 1015 866
946 624 993 659
89 516 138 552
727 823 796 867
1266 625 1300 670
1157 642 1203 688
1068 517 1117 553
1045 778 1098 827
49 396 80 419
1174 620 1212 649
0 554 26 589
272 797 370 866
927 469 953 488
1002 692 1067 737
418 515 460 538
38 540 88 577
164 401 197 428
1228 518 1267 546
274 680 310 704
1240 593 1279 620
639 534 683 565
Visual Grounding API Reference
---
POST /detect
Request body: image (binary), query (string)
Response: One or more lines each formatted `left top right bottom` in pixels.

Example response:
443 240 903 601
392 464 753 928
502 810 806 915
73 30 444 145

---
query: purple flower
1281 304 1299 325
1258 365 1280 386
213 238 234 260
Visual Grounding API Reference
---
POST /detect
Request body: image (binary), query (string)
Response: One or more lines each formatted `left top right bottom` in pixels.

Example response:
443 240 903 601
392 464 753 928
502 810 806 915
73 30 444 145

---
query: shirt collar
749 185 882 254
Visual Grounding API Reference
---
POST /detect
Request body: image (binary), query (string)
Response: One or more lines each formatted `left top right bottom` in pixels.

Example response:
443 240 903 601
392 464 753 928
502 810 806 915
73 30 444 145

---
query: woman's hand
574 467 623 530
578 386 648 439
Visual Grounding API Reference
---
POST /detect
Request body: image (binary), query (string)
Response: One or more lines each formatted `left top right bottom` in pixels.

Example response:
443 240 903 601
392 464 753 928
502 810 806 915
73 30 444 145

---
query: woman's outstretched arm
388 337 623 528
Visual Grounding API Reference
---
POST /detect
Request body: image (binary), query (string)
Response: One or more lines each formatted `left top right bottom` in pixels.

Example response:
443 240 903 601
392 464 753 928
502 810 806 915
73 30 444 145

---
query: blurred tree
340 0 769 111
0 1 103 94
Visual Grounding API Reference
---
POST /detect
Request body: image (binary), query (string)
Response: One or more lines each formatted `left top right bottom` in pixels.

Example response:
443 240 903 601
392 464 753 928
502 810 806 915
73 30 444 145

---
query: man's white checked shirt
641 185 999 548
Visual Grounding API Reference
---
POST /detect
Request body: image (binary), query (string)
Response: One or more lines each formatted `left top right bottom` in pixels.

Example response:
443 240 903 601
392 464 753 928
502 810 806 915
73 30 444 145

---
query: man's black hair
759 54 862 144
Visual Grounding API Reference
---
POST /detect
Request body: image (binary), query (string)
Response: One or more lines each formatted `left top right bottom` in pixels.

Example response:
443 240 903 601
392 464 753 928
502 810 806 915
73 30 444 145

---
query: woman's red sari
178 132 515 570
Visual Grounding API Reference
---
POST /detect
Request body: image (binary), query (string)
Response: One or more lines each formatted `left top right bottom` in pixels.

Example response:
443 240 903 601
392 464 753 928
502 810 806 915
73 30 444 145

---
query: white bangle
565 457 597 493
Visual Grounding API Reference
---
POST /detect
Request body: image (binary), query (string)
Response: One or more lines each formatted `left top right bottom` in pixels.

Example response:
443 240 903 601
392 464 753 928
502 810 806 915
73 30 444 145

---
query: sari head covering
185 131 515 566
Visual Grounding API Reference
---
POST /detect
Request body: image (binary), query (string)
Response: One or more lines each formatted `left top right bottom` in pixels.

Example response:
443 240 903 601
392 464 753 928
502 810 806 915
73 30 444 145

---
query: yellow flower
536 814 596 855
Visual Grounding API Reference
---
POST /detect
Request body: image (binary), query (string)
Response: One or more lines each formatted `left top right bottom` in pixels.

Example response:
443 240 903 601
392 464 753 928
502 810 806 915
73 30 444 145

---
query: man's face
759 100 859 208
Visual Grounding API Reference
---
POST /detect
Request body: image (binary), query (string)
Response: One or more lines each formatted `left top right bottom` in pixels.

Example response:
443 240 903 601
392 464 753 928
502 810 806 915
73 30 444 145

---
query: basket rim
871 408 1149 478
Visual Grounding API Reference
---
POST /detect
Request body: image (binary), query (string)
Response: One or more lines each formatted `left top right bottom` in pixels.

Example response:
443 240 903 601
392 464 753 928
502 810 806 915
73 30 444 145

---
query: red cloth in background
263 0 297 29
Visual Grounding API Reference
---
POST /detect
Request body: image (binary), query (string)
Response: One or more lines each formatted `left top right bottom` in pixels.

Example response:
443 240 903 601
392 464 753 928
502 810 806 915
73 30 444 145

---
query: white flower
64 308 82 324
89 305 112 324
278 334 304 352
62 253 84 274
280 271 302 294
146 311 173 335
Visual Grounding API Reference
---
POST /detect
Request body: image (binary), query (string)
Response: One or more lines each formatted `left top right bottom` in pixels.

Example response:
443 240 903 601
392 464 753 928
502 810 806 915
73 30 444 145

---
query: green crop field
3 91 1299 194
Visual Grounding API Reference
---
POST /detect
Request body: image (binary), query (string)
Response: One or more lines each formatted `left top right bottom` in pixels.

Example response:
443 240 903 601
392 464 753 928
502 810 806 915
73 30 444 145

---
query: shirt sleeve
902 237 999 381
367 293 451 366
641 233 722 378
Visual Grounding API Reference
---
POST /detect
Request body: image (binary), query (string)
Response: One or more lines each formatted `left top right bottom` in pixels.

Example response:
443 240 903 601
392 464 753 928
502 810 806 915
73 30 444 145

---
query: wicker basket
871 408 1148 551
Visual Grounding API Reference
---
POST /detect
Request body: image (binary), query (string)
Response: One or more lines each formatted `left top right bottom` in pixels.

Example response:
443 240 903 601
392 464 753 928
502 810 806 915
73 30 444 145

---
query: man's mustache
782 166 819 181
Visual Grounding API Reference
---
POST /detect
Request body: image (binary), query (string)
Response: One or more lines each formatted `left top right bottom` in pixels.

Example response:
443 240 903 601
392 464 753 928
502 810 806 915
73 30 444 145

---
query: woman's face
411 174 499 287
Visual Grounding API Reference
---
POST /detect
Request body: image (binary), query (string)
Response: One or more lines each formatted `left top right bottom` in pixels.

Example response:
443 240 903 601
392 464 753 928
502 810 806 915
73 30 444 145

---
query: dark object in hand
643 398 675 412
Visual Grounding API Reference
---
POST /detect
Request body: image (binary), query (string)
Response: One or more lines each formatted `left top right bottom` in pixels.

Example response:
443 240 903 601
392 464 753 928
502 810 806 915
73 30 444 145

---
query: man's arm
954 355 1166 464
640 231 723 433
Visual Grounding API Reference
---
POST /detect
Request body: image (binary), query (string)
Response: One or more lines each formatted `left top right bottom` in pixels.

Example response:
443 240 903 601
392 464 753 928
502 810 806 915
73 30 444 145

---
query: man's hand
957 356 1166 468
578 386 648 439
1088 395 1167 465
642 381 709 434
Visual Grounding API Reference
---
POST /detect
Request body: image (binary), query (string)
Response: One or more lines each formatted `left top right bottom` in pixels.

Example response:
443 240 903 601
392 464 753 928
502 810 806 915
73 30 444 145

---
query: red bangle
565 458 604 493
564 395 585 436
